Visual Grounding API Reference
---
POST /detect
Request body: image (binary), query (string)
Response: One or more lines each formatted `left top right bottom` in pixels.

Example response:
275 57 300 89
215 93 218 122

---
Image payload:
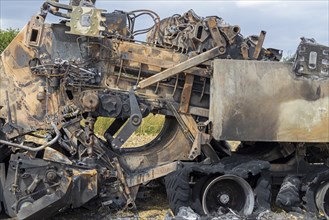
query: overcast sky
0 0 328 57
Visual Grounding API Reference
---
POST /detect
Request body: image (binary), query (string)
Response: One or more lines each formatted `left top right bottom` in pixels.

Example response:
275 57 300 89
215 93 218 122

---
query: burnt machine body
0 0 328 219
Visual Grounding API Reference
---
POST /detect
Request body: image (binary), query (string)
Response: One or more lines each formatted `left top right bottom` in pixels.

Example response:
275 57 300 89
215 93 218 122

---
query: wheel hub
202 174 254 215
218 193 230 204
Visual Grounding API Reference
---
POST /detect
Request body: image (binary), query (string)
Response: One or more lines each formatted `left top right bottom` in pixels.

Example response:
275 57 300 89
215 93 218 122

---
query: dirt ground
51 186 170 220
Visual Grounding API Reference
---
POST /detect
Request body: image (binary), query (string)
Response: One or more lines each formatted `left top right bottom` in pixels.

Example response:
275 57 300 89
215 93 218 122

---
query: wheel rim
202 174 254 215
316 182 329 218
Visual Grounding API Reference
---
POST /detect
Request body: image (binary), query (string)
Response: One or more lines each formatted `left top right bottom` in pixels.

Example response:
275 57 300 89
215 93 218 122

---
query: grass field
94 114 165 147
94 114 165 136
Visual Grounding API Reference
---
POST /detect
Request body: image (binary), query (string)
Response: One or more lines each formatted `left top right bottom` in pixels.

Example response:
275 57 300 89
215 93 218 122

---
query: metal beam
136 46 220 89
179 74 194 113
126 162 178 187
253 30 266 59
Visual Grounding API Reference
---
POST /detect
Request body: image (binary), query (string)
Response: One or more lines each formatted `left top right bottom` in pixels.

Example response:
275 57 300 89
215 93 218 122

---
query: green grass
94 114 165 136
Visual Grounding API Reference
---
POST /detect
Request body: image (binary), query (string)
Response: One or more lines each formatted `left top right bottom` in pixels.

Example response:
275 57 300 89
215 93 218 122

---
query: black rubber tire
254 175 272 213
165 168 191 214
191 175 211 215
303 169 329 215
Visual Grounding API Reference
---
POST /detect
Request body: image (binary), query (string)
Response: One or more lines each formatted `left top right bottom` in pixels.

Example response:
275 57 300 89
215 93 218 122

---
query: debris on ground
165 207 242 220
165 207 321 220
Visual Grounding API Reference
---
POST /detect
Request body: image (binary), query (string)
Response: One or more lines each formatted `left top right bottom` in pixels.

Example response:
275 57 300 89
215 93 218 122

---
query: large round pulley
316 182 329 219
201 174 254 215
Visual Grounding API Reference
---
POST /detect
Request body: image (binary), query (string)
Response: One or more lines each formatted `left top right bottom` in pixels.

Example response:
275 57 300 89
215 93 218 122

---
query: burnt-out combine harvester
0 0 328 219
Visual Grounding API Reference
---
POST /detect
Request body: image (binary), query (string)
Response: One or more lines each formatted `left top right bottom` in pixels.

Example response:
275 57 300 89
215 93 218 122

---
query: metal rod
5 91 12 123
0 123 60 152
46 0 72 10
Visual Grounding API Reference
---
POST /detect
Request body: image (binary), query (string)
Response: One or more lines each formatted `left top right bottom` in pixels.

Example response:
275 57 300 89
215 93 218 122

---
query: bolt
46 171 57 181
219 194 230 204
131 115 141 126
219 47 225 53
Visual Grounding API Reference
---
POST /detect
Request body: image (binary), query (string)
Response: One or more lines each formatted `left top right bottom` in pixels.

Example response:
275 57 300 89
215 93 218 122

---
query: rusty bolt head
46 170 57 181
131 115 141 126
207 18 217 28
82 93 99 111
219 47 226 53
37 87 46 101
36 92 46 101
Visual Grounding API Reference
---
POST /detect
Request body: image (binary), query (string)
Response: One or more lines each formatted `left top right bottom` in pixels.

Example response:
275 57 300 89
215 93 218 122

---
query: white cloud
236 0 279 7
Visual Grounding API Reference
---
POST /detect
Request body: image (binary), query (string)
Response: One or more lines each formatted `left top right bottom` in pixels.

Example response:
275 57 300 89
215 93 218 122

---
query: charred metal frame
0 0 328 219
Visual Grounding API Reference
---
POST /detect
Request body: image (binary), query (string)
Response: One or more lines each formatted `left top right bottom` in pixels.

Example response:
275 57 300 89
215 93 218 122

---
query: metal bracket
188 121 209 160
207 17 226 54
293 38 329 77
188 121 219 163
25 15 45 47
168 103 219 162
111 89 142 149
66 6 106 38
188 131 202 160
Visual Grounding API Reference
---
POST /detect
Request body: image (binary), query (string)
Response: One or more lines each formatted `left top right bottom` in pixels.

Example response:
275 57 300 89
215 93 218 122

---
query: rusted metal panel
1 2 328 218
0 26 57 137
210 59 329 142
1 24 72 137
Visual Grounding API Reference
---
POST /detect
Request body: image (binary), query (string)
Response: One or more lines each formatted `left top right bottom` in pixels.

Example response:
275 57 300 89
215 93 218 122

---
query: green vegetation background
0 28 19 53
